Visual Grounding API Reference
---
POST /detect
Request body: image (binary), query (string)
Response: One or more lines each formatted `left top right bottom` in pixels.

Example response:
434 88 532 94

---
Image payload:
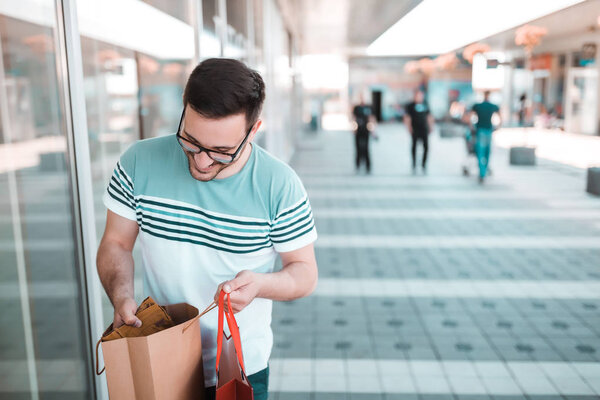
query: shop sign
529 53 552 70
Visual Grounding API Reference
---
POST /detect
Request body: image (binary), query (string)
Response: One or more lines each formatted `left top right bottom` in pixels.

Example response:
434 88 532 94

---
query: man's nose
193 151 213 168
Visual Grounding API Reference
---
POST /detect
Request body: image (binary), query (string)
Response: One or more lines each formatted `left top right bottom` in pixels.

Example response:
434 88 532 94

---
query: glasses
175 109 253 164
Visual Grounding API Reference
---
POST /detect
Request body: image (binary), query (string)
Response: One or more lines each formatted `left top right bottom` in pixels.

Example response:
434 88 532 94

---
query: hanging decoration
435 53 459 71
462 43 491 64
515 24 548 56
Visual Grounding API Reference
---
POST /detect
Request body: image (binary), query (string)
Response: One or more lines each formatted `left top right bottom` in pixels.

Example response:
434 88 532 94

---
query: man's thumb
223 276 244 294
123 312 142 328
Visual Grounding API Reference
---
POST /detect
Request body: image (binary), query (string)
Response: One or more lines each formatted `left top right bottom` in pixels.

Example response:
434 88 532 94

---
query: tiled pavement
1 123 599 399
268 124 600 399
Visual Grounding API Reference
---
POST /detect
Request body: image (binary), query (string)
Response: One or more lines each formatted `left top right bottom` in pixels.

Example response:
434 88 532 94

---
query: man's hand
113 297 142 328
214 270 264 314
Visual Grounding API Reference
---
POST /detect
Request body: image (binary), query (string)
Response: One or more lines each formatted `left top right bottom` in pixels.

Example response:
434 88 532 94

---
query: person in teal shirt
470 91 501 183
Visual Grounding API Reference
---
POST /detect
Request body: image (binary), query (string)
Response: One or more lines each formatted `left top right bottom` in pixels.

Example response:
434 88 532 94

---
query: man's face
180 106 252 182
414 91 424 103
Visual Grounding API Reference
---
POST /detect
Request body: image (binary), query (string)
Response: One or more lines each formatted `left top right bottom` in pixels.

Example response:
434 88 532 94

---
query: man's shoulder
131 134 175 152
124 134 177 161
254 145 297 179
119 134 177 176
252 145 303 196
481 101 498 108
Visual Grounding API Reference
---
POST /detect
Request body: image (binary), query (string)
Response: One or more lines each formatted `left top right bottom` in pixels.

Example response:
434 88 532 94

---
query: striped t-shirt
103 135 317 386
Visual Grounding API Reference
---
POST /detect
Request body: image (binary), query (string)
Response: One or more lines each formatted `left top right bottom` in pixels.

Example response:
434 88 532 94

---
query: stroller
462 128 492 177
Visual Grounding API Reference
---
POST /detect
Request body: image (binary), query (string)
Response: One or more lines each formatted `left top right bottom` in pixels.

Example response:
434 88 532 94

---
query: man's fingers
113 315 124 329
227 290 252 314
214 283 225 301
122 312 142 328
224 271 252 293
215 271 253 308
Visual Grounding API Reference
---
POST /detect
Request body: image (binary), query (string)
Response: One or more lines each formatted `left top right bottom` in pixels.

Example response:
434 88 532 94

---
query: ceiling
475 0 600 52
278 0 422 55
278 0 600 57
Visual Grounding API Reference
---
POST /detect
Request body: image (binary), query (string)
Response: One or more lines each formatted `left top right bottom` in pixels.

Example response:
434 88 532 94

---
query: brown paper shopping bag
215 291 253 400
96 300 207 400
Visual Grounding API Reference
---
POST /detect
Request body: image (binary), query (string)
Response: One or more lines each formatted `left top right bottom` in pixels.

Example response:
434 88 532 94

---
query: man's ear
249 120 262 141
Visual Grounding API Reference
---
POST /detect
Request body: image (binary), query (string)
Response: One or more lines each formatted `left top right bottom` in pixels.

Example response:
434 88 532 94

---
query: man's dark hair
183 58 266 129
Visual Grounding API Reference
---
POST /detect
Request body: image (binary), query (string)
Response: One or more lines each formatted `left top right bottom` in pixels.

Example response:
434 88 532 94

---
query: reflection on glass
567 68 598 135
225 0 248 60
0 5 91 399
202 0 222 58
138 55 190 139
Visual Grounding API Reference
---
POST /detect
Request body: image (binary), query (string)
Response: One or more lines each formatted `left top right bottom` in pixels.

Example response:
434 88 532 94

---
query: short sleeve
103 145 137 221
270 173 317 253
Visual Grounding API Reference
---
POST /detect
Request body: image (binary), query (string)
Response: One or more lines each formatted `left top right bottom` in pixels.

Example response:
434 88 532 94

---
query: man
352 95 376 173
470 90 501 183
97 58 318 400
403 90 434 173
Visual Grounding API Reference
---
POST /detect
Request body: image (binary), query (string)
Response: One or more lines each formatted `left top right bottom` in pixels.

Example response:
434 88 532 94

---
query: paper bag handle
182 300 216 334
215 290 246 374
95 339 105 375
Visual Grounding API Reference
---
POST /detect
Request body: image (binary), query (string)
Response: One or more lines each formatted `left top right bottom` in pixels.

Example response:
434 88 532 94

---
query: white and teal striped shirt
103 135 317 386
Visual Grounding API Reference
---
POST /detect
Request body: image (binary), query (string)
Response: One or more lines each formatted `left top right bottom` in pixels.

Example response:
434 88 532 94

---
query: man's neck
214 143 253 180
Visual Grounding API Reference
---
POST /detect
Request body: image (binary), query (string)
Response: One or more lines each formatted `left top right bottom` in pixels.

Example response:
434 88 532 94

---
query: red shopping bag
215 290 253 400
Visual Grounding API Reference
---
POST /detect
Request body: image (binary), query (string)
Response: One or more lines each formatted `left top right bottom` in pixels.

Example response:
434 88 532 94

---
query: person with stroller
467 90 502 183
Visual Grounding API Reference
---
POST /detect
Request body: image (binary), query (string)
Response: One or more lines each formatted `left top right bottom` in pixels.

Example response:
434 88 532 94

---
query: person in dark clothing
352 96 376 173
404 90 434 173
518 93 527 127
470 90 501 183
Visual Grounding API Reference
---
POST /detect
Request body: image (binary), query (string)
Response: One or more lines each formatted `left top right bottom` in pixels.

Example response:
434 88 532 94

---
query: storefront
500 35 600 134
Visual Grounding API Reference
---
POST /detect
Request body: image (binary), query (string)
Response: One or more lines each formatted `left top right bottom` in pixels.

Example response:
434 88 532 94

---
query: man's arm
214 243 318 313
463 110 474 128
493 106 502 128
403 114 413 135
427 113 435 133
97 210 142 328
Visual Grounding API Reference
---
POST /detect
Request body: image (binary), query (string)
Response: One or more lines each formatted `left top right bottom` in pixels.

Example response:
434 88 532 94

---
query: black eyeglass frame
175 109 254 164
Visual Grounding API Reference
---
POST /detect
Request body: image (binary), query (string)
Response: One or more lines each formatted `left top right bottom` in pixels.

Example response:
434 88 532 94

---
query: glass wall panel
76 0 196 327
252 0 264 69
0 3 92 399
202 0 221 58
261 0 294 160
225 0 248 60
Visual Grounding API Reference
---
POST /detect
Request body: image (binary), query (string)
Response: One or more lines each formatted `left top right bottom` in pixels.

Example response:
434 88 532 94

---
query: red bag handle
216 290 246 375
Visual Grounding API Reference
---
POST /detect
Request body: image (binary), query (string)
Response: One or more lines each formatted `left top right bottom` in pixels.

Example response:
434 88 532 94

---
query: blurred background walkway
269 124 600 399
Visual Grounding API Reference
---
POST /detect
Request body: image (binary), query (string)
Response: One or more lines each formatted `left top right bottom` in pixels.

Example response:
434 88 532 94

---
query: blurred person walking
404 90 434 174
518 93 528 127
352 95 377 174
469 90 501 183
